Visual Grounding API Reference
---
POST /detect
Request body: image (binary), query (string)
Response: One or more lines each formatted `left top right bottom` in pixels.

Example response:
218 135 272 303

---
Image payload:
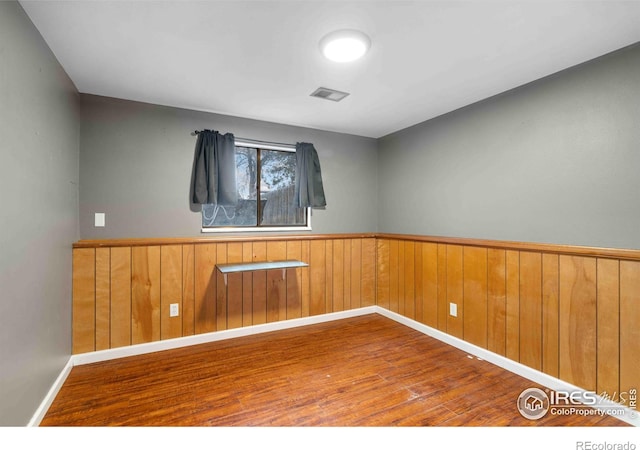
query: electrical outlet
449 302 457 317
170 303 179 317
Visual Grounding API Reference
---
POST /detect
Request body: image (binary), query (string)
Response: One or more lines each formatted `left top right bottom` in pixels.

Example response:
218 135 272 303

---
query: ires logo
517 388 636 421
517 388 550 420
549 390 599 406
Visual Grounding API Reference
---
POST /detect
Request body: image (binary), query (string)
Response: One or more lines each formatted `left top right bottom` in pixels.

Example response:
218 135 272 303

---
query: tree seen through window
202 146 307 228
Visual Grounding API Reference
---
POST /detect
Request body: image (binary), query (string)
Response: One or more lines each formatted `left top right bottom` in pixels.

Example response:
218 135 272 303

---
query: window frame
201 139 312 233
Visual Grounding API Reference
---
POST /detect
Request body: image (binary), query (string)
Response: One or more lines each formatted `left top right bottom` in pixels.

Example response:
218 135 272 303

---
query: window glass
260 149 305 226
202 146 308 229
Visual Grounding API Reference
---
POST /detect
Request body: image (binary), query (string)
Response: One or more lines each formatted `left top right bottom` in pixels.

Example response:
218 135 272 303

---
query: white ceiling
20 0 640 138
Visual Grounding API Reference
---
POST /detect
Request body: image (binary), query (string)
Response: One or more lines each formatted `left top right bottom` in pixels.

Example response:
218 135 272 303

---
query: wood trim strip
376 233 640 261
74 233 640 261
73 233 377 248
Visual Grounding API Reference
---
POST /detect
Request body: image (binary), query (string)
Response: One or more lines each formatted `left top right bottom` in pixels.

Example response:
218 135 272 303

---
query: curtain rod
193 130 295 149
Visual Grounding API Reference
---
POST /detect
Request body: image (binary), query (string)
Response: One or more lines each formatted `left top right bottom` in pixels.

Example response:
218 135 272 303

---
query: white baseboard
30 305 637 427
71 306 378 366
28 357 74 427
374 306 639 427
28 306 377 426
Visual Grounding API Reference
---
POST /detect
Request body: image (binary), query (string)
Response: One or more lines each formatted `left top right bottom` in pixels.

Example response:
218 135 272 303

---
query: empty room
1 0 639 445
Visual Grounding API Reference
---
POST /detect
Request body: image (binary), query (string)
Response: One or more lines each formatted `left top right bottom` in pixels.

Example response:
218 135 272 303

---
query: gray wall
378 43 640 249
80 95 378 239
0 2 79 426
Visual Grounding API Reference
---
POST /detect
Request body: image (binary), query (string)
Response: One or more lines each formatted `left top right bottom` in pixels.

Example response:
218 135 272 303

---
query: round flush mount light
319 29 371 62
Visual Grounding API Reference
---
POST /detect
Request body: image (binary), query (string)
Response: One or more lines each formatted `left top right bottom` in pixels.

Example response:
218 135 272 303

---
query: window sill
201 224 312 233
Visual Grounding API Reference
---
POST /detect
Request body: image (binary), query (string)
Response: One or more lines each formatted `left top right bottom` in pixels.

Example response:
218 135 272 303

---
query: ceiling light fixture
319 29 371 63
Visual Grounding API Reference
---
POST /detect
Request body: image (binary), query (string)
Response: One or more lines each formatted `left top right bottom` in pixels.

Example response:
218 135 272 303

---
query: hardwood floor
41 314 630 427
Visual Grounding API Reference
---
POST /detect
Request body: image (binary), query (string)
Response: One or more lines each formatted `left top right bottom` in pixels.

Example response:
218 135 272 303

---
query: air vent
310 87 350 102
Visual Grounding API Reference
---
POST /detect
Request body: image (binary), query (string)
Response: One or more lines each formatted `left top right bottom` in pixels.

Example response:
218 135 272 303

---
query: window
202 143 310 232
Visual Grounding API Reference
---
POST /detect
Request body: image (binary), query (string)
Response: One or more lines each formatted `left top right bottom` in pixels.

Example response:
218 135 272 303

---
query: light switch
95 213 106 227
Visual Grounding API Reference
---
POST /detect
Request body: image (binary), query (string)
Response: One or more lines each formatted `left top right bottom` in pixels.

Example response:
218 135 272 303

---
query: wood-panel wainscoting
72 233 639 412
72 235 376 354
376 234 640 411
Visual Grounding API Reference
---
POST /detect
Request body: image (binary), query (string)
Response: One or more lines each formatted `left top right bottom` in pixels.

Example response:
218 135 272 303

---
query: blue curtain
192 130 237 205
294 142 326 208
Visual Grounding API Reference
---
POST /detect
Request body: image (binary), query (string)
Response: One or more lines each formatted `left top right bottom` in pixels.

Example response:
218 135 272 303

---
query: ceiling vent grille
310 87 350 102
